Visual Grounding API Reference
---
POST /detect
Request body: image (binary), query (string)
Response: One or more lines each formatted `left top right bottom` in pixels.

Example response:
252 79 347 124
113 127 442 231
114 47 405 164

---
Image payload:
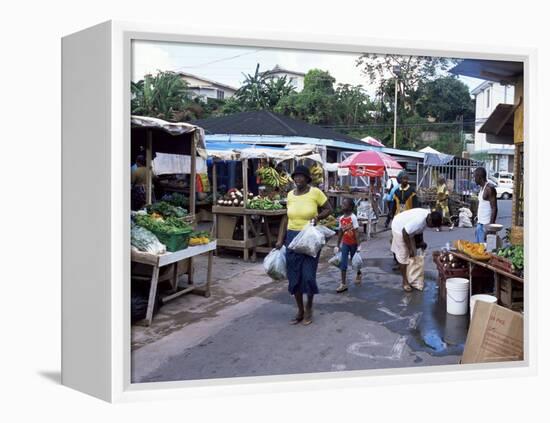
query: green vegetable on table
135 214 192 235
496 245 524 271
247 197 283 210
147 201 188 218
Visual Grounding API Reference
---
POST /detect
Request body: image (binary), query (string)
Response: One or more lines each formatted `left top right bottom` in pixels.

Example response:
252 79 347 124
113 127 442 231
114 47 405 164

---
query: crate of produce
433 251 469 278
489 254 514 274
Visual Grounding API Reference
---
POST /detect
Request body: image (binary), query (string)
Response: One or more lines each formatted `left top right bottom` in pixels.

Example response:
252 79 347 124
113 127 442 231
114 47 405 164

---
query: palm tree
131 71 190 121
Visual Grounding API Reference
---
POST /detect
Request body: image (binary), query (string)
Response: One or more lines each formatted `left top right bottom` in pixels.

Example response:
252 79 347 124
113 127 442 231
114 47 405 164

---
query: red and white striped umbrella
338 150 403 177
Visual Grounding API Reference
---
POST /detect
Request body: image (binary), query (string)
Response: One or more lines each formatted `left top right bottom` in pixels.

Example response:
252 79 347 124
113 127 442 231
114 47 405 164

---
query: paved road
131 200 512 383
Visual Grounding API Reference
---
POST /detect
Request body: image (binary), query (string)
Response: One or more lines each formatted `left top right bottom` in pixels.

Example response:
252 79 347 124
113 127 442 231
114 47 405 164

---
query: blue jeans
475 223 486 243
339 243 358 272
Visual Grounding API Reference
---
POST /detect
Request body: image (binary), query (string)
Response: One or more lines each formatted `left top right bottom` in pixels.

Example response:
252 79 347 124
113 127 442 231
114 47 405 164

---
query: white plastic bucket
446 278 470 315
470 294 497 319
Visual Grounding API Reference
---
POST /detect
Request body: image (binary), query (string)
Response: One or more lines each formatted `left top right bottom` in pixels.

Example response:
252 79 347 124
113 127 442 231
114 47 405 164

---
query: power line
170 48 266 72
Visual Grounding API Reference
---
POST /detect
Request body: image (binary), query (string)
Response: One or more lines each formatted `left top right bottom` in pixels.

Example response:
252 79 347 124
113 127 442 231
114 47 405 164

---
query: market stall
131 116 216 326
434 240 524 313
209 144 322 261
333 150 403 236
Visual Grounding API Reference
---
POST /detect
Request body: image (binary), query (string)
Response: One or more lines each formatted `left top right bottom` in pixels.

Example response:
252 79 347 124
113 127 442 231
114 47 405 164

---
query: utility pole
392 65 401 149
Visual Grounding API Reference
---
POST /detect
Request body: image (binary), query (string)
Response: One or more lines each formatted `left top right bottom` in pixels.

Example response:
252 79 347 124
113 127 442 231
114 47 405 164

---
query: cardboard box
462 301 524 364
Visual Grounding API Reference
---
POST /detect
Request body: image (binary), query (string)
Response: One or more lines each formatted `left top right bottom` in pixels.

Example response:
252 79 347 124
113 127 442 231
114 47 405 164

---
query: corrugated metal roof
194 111 365 147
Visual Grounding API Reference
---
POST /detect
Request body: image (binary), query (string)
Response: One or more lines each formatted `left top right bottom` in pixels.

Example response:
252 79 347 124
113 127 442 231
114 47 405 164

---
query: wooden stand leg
145 266 160 326
248 216 259 262
205 250 213 297
188 257 194 285
243 214 249 261
170 263 178 293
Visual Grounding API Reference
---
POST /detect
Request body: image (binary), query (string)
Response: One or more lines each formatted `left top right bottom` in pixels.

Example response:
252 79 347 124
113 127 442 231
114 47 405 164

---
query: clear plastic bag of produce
351 252 364 271
263 246 287 281
316 225 336 239
328 252 342 268
288 224 326 257
131 225 166 255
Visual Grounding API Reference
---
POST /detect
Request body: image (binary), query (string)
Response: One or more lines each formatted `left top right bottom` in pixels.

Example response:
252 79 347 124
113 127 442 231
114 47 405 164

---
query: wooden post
212 161 217 203
242 158 248 206
211 161 218 239
145 265 160 326
145 129 153 205
190 131 196 218
321 146 328 191
242 158 249 261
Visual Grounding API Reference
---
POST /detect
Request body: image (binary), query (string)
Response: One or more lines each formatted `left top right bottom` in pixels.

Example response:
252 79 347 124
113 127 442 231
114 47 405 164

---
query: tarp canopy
423 152 455 166
361 136 385 147
205 141 322 163
131 115 207 159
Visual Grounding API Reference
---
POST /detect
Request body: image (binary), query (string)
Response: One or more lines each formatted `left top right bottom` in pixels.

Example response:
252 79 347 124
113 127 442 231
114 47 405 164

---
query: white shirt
391 208 430 236
477 182 492 224
386 177 398 191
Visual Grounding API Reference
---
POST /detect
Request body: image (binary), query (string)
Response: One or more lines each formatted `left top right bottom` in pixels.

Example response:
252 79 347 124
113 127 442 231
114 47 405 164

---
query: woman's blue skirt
285 230 320 295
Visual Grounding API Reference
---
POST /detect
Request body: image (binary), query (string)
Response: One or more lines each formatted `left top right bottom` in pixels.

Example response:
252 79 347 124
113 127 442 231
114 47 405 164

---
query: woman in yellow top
276 165 333 325
435 176 450 220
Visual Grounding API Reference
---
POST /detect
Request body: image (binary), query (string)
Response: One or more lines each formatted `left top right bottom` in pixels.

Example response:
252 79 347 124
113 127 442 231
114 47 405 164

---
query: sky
132 40 487 97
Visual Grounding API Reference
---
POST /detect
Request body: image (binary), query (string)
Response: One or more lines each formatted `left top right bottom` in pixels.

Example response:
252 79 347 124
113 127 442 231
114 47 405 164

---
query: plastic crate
152 228 192 252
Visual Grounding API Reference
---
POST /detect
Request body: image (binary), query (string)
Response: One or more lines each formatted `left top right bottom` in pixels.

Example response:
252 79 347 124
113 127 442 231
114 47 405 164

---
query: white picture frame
62 20 537 403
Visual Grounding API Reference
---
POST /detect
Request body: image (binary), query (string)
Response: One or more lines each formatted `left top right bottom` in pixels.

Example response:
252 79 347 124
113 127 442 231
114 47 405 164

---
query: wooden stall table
451 251 524 311
212 206 286 261
131 241 216 326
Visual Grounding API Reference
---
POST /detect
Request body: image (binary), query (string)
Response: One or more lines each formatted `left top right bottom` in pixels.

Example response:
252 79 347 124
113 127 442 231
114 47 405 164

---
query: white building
177 72 237 101
471 80 515 173
263 65 306 92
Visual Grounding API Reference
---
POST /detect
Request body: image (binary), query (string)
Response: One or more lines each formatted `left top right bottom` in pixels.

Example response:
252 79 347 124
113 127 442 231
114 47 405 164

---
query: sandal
336 283 348 293
290 313 304 325
303 309 313 325
402 283 413 292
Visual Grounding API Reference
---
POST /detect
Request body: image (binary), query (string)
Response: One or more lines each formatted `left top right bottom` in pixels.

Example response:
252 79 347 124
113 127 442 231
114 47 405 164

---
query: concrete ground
131 200 512 383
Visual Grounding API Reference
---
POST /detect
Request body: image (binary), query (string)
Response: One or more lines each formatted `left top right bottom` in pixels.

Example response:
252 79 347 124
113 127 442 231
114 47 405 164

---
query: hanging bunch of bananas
257 166 292 188
309 163 324 185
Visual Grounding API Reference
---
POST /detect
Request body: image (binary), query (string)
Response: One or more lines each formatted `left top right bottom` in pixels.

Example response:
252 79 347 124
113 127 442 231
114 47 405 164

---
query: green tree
334 84 373 125
232 63 296 111
274 69 337 124
415 76 474 122
356 54 459 115
131 71 191 121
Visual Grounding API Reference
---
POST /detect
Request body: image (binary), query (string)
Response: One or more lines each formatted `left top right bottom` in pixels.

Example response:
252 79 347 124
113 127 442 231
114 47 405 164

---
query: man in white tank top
474 167 498 243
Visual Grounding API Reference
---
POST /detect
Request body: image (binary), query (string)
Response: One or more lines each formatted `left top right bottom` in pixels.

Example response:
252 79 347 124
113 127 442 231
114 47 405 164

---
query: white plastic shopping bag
351 252 364 271
328 252 342 268
263 246 287 281
288 223 326 257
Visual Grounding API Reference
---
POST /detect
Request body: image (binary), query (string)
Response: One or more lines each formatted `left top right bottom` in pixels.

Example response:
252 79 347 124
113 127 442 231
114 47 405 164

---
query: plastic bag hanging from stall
288 223 326 257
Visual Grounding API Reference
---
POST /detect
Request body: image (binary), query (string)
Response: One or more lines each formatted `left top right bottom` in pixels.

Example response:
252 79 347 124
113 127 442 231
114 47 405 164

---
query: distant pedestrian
384 173 401 228
335 198 363 293
392 171 418 216
474 167 498 242
275 165 333 325
435 176 450 231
